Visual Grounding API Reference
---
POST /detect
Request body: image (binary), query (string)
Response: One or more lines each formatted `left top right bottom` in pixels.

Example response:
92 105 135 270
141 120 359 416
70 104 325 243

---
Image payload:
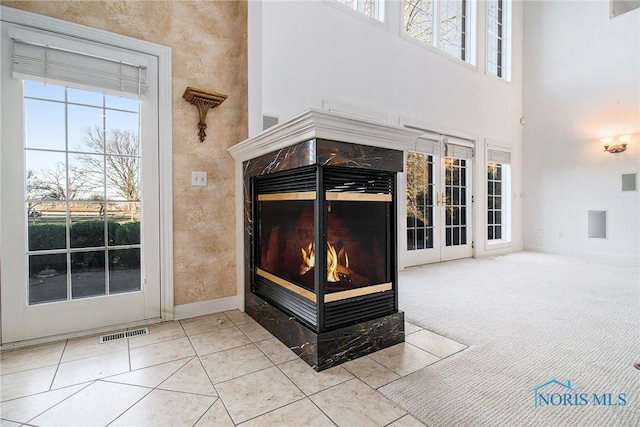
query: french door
0 17 162 343
403 140 473 267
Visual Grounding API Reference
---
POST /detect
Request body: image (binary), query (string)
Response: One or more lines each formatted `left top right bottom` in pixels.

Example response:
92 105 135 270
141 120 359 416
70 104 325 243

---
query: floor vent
99 327 149 344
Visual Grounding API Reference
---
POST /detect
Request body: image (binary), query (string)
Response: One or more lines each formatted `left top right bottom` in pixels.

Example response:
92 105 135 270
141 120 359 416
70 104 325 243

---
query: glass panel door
1 21 161 342
440 154 473 261
403 143 473 267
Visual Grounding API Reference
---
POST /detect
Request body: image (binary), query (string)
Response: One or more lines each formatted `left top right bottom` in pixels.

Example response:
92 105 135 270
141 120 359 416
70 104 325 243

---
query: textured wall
2 1 248 305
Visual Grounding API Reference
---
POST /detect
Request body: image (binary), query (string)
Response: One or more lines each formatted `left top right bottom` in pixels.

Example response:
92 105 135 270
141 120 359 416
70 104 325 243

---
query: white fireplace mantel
228 108 423 162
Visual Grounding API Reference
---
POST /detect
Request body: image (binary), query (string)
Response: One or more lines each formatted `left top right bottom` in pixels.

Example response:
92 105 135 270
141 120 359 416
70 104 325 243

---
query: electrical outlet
191 171 207 186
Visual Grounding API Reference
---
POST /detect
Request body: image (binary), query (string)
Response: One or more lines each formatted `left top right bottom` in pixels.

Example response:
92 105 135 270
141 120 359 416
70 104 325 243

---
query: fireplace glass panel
257 200 315 291
326 200 390 294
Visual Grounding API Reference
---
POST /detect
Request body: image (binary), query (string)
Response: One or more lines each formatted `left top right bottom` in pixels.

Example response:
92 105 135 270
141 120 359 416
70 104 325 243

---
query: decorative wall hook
182 87 228 142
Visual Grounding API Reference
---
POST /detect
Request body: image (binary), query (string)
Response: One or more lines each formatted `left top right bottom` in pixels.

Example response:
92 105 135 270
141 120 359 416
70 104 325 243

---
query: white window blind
444 140 473 159
487 149 511 164
11 33 147 98
415 136 440 156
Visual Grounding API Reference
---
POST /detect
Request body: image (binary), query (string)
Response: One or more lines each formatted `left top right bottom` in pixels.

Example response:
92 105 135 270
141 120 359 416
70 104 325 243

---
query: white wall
256 0 525 259
522 1 640 265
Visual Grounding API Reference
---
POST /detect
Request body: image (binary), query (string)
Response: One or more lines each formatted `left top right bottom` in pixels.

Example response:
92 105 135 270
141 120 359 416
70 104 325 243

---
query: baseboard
173 296 241 320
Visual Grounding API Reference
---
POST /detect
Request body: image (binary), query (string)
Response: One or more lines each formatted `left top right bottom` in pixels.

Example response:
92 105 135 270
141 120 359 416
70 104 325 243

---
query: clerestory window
334 0 385 21
487 0 511 80
403 0 474 64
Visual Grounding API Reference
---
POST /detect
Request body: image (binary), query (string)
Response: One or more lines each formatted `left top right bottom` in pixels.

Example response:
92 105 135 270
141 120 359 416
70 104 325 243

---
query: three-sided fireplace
230 110 421 370
254 163 397 331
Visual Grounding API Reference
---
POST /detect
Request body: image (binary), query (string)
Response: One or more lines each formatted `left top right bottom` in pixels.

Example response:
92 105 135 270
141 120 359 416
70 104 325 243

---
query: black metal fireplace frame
251 164 399 333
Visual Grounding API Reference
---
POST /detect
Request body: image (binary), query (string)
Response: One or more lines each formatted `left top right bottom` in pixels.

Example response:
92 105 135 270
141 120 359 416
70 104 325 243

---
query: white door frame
0 7 174 344
399 124 477 269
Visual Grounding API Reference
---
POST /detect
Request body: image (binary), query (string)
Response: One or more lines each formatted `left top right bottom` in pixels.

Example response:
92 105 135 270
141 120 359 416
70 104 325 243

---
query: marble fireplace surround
229 109 423 370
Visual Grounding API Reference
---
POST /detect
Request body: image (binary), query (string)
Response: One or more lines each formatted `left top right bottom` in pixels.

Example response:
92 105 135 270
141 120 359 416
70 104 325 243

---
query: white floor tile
215 366 305 424
105 357 191 388
369 343 440 376
200 343 273 384
0 342 65 375
129 336 195 370
255 337 299 365
310 378 406 427
278 358 353 396
159 357 217 396
189 326 252 356
194 398 234 427
240 398 334 427
223 310 254 326
29 381 150 427
180 313 233 337
61 333 128 363
52 349 130 389
237 322 272 342
342 355 401 389
110 389 215 426
128 321 187 349
405 329 467 358
0 365 57 402
0 383 87 423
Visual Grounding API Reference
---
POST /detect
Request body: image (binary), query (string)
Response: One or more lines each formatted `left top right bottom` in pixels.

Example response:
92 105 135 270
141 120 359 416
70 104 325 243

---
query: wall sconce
601 135 631 153
183 87 228 142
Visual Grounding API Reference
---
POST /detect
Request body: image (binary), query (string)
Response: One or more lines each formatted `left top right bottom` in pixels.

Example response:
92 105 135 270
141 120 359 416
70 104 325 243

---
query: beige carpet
381 252 640 426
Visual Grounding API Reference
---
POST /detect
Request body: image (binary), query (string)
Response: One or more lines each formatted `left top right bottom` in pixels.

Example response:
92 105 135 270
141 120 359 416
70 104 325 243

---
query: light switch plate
191 171 207 186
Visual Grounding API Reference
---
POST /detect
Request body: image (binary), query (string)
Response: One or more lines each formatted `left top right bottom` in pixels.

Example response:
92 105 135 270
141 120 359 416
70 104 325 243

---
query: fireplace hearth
229 110 421 370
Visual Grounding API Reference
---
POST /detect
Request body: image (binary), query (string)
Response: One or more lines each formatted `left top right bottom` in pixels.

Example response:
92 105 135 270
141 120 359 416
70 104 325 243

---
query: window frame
486 0 512 81
327 0 386 24
401 0 477 66
485 146 512 249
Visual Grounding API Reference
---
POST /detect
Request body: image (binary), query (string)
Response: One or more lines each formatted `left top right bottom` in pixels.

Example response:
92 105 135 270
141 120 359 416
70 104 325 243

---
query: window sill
485 239 512 251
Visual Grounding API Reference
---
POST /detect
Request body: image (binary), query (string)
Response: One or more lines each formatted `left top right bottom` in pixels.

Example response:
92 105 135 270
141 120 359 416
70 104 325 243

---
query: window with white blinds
10 27 147 98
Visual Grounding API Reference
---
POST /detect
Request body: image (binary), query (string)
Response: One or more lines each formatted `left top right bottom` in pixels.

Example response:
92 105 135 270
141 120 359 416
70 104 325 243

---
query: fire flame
300 242 348 282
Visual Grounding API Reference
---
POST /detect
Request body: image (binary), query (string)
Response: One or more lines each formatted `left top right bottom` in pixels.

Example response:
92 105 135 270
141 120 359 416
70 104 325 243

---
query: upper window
334 0 385 21
486 0 510 80
403 0 473 63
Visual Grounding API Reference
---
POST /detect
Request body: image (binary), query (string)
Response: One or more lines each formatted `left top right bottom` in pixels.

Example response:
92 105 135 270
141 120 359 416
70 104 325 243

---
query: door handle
436 192 440 206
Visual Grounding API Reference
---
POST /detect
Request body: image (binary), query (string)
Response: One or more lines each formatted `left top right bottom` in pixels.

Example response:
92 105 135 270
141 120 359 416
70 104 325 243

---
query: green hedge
28 221 140 275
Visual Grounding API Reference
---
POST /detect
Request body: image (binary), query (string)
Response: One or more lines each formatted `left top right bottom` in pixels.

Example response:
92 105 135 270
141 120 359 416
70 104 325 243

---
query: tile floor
0 310 467 427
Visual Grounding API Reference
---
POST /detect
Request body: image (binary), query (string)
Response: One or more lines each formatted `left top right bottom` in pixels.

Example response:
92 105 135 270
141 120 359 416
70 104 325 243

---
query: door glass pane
68 104 105 153
71 250 106 299
25 81 64 101
67 88 104 107
27 201 67 251
110 248 141 294
407 151 434 251
25 99 65 150
444 156 468 247
69 202 105 248
24 81 141 305
29 253 68 304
